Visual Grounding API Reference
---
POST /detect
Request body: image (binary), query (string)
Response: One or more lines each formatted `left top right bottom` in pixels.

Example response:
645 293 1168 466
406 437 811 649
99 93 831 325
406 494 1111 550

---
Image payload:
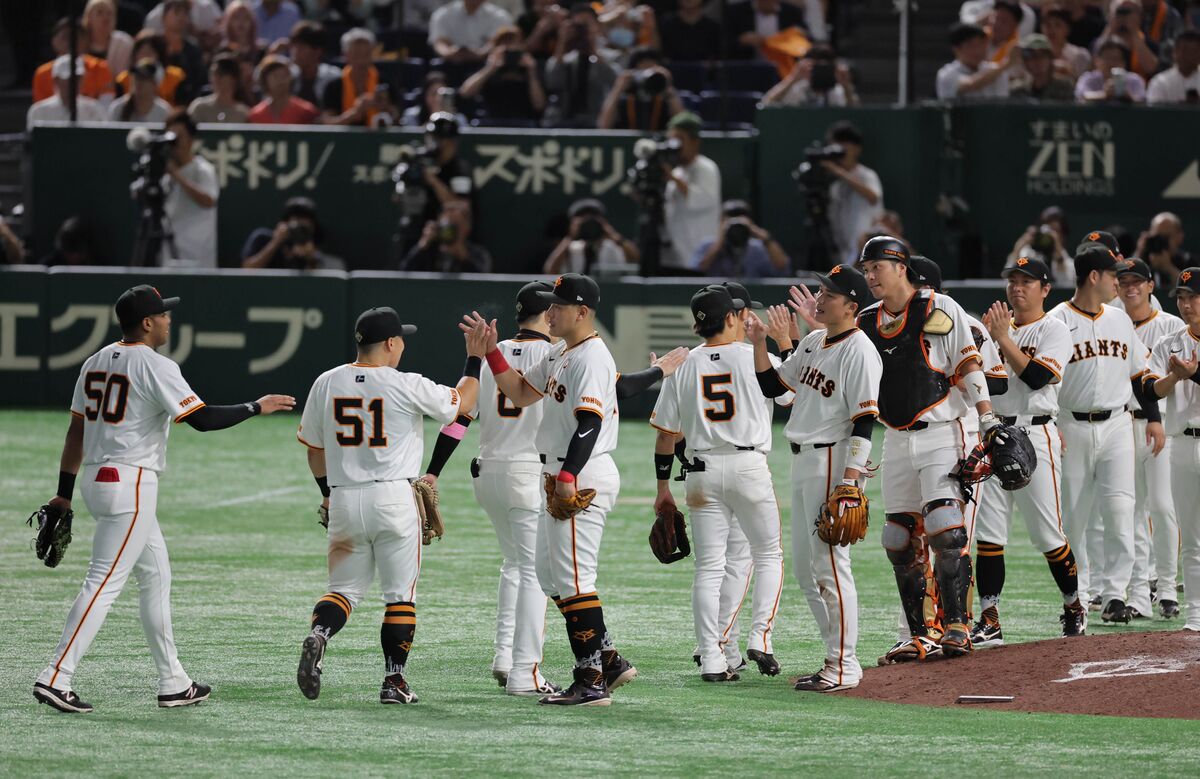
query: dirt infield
842 630 1200 719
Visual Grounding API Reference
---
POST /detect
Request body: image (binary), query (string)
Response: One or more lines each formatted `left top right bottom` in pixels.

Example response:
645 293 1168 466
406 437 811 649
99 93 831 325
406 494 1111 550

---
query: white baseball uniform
297 362 463 609
958 315 1006 544
1128 310 1184 615
1141 327 1200 629
650 340 787 675
468 332 555 692
1047 301 1149 605
776 327 881 688
38 340 206 696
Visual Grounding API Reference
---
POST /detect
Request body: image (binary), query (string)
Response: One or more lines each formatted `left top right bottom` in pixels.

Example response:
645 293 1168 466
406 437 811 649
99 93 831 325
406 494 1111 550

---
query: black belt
1071 410 1117 422
540 454 547 464
1132 410 1146 420
999 415 1053 427
1185 428 1200 438
790 442 836 454
906 421 929 431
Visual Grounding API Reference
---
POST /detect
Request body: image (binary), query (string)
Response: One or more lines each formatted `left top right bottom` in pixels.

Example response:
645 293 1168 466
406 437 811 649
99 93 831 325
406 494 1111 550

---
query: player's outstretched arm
765 305 794 354
747 316 789 397
183 394 296 432
47 414 85 511
422 412 474 488
461 313 543 407
616 348 688 399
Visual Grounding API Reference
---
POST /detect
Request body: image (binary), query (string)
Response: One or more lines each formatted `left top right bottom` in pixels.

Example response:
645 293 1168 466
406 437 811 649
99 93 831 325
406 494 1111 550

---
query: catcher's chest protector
859 294 950 429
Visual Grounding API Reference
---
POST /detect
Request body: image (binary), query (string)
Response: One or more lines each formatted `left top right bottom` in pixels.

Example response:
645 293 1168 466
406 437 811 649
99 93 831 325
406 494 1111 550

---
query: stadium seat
698 91 762 125
373 59 427 91
677 89 702 113
666 61 707 94
428 59 481 87
714 61 780 92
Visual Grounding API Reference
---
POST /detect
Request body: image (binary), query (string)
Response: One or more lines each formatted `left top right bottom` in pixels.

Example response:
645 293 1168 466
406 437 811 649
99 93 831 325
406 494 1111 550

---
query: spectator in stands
322 28 401 127
84 0 133 78
726 0 808 61
543 198 640 274
936 22 1013 100
161 0 207 104
1140 0 1185 71
189 53 250 122
221 1 265 61
662 111 721 273
28 56 109 130
823 121 883 266
600 3 660 59
762 44 859 106
429 0 514 65
0 214 25 264
522 0 565 58
33 18 117 105
598 47 685 130
40 217 97 266
161 109 219 267
401 72 465 126
1006 206 1075 285
1103 0 1159 79
241 197 345 271
109 60 174 122
1040 4 1092 79
544 4 620 128
692 200 789 278
1076 37 1146 102
460 27 547 122
659 0 721 62
1062 0 1106 49
254 0 303 46
1148 30 1200 104
985 1 1023 64
118 31 186 104
289 21 341 107
1136 212 1193 286
401 200 493 273
248 55 320 123
1011 34 1077 101
404 0 449 31
416 113 477 228
145 0 223 46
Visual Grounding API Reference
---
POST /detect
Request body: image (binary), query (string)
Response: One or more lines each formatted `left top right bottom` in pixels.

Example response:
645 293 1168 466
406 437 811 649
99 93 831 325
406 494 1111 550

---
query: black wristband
315 476 330 498
463 355 482 380
56 470 76 501
655 452 673 481
779 347 793 362
249 401 262 415
1190 372 1200 388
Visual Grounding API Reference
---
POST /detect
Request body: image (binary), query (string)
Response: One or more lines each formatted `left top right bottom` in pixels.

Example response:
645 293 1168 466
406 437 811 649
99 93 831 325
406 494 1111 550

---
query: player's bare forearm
1153 376 1178 398
453 377 480 416
306 446 326 479
751 336 772 372
994 333 1031 375
493 369 542 407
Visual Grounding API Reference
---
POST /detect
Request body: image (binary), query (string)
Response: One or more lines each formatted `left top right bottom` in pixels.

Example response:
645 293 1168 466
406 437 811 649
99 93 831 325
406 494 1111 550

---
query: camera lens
577 217 604 243
725 221 751 250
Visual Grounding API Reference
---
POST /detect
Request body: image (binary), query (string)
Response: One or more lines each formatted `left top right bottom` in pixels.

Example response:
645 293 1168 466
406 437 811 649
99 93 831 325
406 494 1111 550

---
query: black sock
975 542 1005 615
381 601 416 676
558 592 607 680
1044 544 1080 606
311 592 351 639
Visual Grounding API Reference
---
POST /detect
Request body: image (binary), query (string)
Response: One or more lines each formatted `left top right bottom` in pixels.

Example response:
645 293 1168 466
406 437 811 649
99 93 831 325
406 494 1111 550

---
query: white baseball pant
1130 418 1178 614
974 422 1069 553
693 524 753 669
1170 434 1200 631
881 420 972 514
325 480 422 607
536 453 619 600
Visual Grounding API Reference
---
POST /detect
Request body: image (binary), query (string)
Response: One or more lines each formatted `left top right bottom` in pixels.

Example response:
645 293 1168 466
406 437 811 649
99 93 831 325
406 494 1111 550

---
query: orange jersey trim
649 421 681 436
173 402 207 424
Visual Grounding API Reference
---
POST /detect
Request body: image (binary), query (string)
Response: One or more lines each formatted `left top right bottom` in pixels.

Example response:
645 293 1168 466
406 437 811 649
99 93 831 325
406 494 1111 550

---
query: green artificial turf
2 410 1198 777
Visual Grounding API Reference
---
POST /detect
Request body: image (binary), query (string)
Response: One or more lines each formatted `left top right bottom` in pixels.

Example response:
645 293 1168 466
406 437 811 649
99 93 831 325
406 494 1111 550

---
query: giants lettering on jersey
1069 339 1129 364
794 364 836 398
547 377 568 403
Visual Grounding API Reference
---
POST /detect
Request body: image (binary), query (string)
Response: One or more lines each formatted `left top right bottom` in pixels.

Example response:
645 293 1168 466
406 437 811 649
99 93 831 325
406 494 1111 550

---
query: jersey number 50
83 371 130 423
702 374 735 422
334 397 387 447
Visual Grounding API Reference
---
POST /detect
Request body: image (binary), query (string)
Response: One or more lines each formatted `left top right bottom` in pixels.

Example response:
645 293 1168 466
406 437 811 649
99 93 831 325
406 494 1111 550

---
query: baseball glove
543 473 596 521
649 505 690 564
987 423 1037 490
815 484 869 546
412 479 443 545
951 441 991 485
28 503 74 568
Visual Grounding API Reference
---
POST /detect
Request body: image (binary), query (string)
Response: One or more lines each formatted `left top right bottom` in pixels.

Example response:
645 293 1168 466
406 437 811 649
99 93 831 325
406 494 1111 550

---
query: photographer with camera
1005 206 1075 285
692 199 789 278
322 28 401 128
240 197 345 271
544 198 639 274
160 109 218 267
400 200 493 273
661 111 721 273
820 121 882 266
1076 37 1146 103
598 47 684 131
1103 0 1160 79
1137 212 1193 287
459 26 546 123
544 3 620 128
762 44 859 107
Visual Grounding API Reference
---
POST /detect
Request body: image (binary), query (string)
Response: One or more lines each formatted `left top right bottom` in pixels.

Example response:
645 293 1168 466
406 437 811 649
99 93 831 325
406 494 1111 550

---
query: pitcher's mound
842 630 1200 719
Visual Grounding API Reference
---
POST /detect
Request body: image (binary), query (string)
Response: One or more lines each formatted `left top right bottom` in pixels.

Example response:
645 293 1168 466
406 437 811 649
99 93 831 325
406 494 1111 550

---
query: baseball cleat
700 669 740 682
1129 608 1148 620
969 608 1004 648
1150 579 1159 604
492 669 509 689
1161 600 1181 619
939 624 973 657
878 636 941 665
746 649 780 676
539 669 610 706
1087 596 1103 612
380 675 418 704
1101 599 1132 624
507 680 562 697
603 653 637 691
33 682 93 713
1060 602 1087 637
158 682 211 708
692 653 701 667
728 656 748 674
297 634 327 700
793 673 858 693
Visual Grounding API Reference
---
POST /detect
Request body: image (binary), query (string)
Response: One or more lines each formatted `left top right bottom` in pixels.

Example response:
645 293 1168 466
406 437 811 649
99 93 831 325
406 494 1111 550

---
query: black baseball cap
721 281 763 309
515 280 553 319
818 264 872 305
907 255 943 292
1117 257 1153 281
116 284 178 328
1170 267 1200 298
1074 242 1130 275
1002 256 1052 283
537 273 600 308
1079 230 1121 258
354 306 416 345
691 285 745 324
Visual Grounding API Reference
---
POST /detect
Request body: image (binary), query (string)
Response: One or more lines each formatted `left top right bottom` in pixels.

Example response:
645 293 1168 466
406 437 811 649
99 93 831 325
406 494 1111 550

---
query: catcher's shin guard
883 514 928 636
926 499 971 626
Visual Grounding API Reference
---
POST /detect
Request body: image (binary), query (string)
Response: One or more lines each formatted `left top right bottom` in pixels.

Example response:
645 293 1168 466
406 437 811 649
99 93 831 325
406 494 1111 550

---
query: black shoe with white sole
1060 603 1087 636
538 668 610 706
1088 596 1103 612
1101 599 1132 624
380 675 418 704
793 673 858 693
297 634 326 700
158 682 211 708
746 649 780 676
602 652 637 691
507 680 562 697
33 682 93 713
492 669 508 688
700 669 740 682
1162 600 1181 619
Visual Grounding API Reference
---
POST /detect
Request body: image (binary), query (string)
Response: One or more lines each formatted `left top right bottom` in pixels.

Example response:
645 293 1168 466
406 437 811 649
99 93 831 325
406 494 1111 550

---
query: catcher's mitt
815 484 869 546
28 503 74 568
649 505 690 564
543 473 596 521
412 479 443 545
988 423 1037 490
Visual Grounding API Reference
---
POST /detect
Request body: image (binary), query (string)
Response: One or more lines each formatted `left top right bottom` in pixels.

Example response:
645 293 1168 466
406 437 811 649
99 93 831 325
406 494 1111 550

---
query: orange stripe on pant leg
51 467 143 689
1043 426 1064 533
761 506 785 654
410 502 422 602
718 570 752 648
824 447 846 685
570 515 580 597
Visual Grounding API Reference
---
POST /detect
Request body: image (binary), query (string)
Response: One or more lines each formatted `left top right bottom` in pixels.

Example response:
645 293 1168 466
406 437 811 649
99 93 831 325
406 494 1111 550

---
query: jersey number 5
702 374 735 422
334 398 387 447
83 371 130 423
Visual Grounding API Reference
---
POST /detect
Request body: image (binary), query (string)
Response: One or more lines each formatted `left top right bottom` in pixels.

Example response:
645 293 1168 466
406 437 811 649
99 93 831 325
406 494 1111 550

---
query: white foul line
211 485 306 508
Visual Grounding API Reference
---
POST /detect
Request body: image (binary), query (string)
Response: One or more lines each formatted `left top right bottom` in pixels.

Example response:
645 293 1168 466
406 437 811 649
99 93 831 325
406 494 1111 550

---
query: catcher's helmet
425 111 460 138
859 235 909 265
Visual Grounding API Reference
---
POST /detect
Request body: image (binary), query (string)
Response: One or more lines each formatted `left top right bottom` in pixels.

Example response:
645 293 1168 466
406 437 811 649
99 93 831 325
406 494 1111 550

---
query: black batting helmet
859 235 910 265
426 111 460 138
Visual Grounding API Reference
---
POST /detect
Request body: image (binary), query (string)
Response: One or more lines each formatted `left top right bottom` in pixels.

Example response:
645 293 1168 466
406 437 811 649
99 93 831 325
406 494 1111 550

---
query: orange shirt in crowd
32 55 116 102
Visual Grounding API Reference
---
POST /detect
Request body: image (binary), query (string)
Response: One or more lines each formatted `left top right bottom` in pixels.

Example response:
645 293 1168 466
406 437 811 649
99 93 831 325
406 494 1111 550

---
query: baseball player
1118 259 1184 619
856 237 997 661
968 257 1086 645
752 265 881 691
465 273 640 706
295 307 486 705
650 285 788 682
1048 242 1162 624
1142 267 1200 631
33 285 295 713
